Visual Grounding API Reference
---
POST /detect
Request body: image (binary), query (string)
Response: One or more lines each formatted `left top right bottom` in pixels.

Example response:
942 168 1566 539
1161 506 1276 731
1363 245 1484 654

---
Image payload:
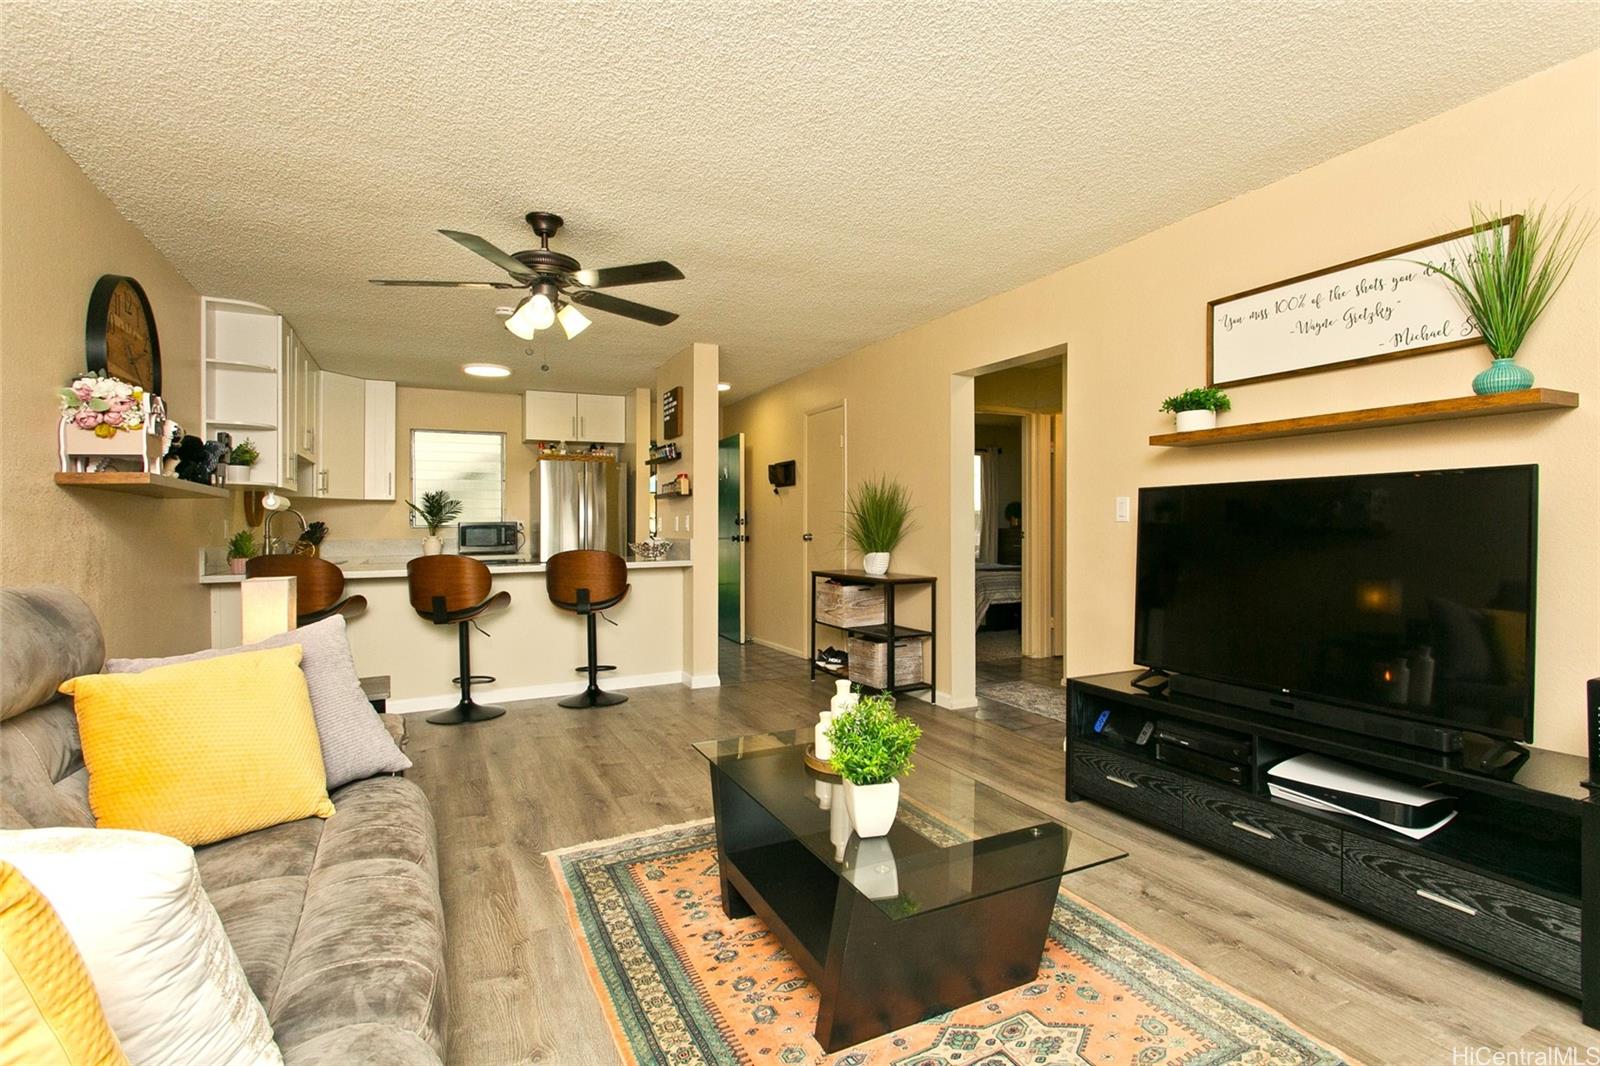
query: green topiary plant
844 476 916 555
1160 387 1232 414
227 438 260 466
825 694 922 786
226 529 257 560
407 490 463 535
1415 202 1594 361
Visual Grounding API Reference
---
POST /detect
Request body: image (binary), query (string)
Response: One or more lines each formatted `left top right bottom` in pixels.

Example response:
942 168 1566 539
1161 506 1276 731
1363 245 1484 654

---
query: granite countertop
200 555 691 584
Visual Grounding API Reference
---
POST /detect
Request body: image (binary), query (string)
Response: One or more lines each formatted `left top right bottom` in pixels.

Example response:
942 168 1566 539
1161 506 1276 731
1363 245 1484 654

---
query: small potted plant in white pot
845 475 915 576
226 529 256 575
223 438 260 485
407 490 462 556
1161 386 1231 432
826 693 922 838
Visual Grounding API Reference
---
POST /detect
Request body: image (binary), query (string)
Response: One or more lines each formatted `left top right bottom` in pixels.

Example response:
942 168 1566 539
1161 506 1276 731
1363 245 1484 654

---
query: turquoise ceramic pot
1472 359 1535 395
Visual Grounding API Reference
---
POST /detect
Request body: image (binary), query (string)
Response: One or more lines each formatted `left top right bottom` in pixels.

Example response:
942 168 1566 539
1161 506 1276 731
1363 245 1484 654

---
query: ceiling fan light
504 297 539 340
557 303 591 339
528 292 556 330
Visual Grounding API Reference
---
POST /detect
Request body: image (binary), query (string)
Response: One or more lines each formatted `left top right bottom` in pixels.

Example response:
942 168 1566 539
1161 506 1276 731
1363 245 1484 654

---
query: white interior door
804 404 847 574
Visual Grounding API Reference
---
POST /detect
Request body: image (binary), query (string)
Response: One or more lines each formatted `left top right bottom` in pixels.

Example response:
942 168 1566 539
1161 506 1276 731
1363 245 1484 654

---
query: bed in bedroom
975 562 1021 628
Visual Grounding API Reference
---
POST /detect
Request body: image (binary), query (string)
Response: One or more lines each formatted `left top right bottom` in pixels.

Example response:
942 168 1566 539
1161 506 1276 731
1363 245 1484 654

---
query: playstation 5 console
1267 753 1457 839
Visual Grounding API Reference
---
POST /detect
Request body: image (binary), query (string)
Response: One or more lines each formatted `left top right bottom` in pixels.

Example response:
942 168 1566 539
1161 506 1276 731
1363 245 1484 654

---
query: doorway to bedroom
971 355 1064 736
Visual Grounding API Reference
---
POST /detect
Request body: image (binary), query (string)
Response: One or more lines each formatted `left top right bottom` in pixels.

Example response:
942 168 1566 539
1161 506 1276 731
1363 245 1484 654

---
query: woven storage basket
848 635 923 689
816 581 885 628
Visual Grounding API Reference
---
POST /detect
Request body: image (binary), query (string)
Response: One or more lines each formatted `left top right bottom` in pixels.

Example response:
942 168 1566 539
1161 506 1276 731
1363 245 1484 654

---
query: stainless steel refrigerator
531 456 627 560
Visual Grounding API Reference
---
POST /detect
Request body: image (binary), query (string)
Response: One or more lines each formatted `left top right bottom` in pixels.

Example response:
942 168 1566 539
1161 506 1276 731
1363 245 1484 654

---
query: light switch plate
1116 496 1131 522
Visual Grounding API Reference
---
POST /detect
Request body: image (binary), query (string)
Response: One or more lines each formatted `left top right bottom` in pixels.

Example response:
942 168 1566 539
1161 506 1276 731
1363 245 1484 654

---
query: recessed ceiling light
717 382 732 392
463 363 511 378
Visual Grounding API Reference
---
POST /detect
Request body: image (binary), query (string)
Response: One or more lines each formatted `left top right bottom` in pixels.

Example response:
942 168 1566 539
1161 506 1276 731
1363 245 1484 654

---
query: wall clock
86 274 162 395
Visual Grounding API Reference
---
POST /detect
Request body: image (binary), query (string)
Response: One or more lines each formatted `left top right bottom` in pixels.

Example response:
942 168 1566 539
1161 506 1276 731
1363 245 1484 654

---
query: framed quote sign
1207 217 1517 387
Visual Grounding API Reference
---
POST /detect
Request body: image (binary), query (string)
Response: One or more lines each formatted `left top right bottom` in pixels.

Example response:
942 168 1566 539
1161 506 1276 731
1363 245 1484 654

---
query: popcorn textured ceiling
4 1 1595 398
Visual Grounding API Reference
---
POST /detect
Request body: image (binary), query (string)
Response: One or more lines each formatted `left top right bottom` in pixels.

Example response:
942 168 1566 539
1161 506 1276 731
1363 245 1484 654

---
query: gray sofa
0 586 447 1065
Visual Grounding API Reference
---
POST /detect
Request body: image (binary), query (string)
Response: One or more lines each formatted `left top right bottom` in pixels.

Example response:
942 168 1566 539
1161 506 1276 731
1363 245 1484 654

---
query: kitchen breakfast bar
203 555 696 713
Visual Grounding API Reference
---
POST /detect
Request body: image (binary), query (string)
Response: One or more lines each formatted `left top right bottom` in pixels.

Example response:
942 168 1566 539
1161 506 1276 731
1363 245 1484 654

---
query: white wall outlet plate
1115 496 1131 522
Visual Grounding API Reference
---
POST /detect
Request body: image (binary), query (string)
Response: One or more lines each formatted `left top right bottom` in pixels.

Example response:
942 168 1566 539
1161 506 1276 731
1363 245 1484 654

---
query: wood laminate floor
403 677 1594 1065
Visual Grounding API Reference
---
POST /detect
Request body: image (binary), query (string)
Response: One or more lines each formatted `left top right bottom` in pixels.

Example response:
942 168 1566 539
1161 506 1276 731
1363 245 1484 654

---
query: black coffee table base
710 767 1061 1053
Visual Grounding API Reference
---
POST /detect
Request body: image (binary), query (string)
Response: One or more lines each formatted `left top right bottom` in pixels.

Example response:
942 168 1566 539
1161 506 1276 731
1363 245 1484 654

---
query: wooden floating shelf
1150 389 1579 448
55 471 229 499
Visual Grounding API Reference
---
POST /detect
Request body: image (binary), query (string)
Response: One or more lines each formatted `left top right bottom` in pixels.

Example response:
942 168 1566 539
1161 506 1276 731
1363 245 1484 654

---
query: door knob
803 533 814 541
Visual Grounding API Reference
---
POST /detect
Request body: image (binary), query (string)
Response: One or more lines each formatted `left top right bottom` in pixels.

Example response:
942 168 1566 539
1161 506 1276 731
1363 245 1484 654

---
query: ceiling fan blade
438 230 533 277
570 289 679 326
369 279 522 288
571 260 685 288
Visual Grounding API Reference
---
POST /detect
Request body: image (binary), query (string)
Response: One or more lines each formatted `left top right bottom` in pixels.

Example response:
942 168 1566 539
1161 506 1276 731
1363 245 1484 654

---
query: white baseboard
683 672 721 689
388 670 685 714
750 636 808 660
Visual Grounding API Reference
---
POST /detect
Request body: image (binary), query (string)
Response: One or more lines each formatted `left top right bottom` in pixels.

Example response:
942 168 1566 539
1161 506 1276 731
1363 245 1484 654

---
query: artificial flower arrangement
57 372 148 437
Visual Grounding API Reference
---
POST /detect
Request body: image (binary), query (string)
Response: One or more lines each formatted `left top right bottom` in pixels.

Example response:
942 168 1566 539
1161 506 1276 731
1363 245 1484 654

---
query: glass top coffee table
694 729 1125 1052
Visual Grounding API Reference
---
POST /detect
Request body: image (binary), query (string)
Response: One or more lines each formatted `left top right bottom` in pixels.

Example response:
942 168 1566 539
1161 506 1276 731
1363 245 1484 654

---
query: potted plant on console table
845 475 916 576
826 694 922 837
407 490 462 556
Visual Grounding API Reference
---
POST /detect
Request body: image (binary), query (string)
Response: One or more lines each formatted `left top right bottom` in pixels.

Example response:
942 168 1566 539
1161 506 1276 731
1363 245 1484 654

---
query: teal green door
718 433 745 643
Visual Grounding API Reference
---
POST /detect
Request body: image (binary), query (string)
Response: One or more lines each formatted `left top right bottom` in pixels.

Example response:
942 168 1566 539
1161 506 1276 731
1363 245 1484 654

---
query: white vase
862 552 891 576
224 464 253 485
422 536 444 556
844 779 900 838
1174 409 1217 433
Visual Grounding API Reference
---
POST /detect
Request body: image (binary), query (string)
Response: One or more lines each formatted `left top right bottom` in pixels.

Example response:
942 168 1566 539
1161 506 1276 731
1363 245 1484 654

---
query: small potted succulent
845 475 916 576
1160 386 1232 432
407 490 463 556
825 693 922 837
223 439 260 485
226 529 257 575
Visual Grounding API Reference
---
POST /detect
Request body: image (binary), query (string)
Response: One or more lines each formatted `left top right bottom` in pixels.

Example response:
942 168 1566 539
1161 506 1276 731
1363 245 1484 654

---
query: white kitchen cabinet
522 390 627 442
316 372 366 499
363 379 396 500
295 335 320 461
577 393 627 443
203 297 288 490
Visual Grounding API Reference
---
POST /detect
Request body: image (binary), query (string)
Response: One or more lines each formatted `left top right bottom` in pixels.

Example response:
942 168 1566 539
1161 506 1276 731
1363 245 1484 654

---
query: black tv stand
1166 673 1467 752
1067 670 1596 1028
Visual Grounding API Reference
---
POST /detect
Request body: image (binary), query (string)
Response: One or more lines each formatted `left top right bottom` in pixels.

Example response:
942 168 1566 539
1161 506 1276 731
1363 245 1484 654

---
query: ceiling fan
371 211 684 339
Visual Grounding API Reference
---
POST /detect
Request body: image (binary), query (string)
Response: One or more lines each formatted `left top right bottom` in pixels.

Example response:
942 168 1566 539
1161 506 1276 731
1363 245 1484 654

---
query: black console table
1066 670 1596 1026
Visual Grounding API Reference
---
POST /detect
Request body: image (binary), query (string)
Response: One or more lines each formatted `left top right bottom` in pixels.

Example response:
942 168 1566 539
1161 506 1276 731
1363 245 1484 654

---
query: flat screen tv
1135 465 1536 745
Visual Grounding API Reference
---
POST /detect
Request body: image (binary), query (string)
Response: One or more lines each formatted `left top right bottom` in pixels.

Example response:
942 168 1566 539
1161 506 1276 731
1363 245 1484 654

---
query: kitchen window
410 430 505 525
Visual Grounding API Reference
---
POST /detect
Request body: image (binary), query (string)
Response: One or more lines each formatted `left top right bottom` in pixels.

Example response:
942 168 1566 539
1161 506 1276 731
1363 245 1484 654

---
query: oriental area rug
548 820 1350 1065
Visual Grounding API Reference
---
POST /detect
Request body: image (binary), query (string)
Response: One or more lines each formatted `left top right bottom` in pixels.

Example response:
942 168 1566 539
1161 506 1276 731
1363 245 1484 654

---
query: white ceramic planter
422 536 444 556
1174 409 1218 433
862 551 891 576
224 464 253 485
844 779 900 838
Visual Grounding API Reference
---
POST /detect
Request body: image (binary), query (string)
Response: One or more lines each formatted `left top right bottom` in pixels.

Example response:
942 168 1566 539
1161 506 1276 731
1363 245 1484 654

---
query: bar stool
406 555 511 725
245 555 367 626
546 550 629 709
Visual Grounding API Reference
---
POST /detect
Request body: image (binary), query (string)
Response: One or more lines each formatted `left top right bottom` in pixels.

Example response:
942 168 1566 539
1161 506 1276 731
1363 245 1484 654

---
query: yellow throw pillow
59 645 334 846
0 862 127 1066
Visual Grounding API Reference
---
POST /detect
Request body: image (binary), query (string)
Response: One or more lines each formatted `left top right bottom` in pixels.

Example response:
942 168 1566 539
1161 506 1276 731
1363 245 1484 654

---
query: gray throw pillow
105 616 411 789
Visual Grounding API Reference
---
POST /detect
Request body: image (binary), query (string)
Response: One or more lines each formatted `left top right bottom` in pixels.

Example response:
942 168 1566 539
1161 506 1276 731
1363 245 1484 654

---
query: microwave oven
457 521 524 555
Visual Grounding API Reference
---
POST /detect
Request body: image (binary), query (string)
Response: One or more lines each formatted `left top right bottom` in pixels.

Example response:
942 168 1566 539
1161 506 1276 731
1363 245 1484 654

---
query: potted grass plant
825 693 922 837
407 490 462 556
845 475 915 576
226 529 257 575
1160 386 1232 432
223 438 260 485
1416 203 1594 395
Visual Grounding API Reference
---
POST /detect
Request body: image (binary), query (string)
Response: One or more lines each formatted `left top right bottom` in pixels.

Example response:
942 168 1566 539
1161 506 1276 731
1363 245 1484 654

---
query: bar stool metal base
427 700 508 725
559 688 628 709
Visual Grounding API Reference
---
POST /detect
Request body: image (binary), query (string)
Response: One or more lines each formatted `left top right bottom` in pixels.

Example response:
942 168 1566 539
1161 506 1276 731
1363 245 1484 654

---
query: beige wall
300 385 538 538
725 51 1600 753
1 94 227 656
656 343 721 682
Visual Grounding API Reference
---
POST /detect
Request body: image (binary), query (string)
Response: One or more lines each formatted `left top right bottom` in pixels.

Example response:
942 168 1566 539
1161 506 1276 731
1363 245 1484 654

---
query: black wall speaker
1587 676 1599 790
768 460 796 492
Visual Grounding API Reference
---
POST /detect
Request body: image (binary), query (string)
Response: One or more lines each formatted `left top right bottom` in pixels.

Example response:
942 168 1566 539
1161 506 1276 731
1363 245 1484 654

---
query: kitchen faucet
264 508 307 556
